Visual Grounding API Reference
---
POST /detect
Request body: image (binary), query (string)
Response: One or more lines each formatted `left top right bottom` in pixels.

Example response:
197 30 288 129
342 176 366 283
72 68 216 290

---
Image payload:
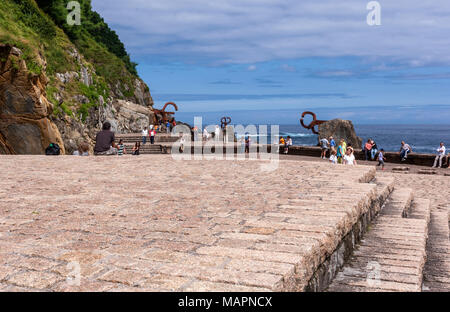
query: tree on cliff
35 0 138 75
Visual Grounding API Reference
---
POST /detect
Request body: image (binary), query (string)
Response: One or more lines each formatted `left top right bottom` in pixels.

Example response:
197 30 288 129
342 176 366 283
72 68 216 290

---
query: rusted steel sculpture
300 111 327 135
153 102 178 124
220 117 232 130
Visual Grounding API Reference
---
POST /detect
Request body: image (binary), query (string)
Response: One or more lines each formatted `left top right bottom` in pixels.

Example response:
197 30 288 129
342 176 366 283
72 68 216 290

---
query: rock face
0 43 156 155
104 99 151 133
0 44 65 155
318 119 362 148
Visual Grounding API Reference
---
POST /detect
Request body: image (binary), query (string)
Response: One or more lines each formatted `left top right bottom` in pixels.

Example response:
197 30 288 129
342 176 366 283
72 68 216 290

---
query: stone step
327 191 431 292
422 207 450 292
305 175 394 292
380 188 414 218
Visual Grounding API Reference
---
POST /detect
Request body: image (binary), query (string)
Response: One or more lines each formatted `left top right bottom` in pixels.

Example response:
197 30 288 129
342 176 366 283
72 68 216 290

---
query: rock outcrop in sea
318 118 363 148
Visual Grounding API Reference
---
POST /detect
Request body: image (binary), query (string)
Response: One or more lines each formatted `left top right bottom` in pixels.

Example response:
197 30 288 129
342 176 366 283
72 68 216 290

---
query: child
377 149 386 170
284 136 292 154
329 149 338 164
117 139 126 156
337 139 345 164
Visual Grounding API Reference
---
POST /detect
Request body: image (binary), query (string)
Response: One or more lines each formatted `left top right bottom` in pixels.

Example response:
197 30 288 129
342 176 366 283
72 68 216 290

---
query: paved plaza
0 155 381 291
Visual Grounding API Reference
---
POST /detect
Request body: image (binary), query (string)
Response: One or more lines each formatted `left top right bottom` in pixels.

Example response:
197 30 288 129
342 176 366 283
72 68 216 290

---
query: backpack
45 143 61 156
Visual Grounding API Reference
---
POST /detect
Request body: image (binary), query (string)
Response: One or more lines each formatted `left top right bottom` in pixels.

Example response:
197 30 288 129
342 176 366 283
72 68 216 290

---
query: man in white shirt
432 142 446 168
142 127 149 145
203 128 209 141
215 125 221 141
320 138 330 159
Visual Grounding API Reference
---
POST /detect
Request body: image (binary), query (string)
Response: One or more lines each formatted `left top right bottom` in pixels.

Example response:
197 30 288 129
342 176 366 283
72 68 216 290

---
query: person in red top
364 139 373 161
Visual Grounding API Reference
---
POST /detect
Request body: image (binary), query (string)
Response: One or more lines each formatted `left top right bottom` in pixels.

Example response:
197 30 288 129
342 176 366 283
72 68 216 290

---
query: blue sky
91 0 450 124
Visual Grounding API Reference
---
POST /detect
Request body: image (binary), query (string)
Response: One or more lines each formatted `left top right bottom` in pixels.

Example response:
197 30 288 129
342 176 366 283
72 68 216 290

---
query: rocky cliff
0 0 154 155
0 44 65 154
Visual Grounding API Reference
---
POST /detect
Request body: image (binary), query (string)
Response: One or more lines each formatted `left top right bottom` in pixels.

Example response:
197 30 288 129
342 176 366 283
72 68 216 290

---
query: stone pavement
0 155 378 292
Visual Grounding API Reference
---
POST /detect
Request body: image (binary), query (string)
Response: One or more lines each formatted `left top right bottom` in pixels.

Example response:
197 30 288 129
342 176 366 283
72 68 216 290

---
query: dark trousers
150 136 155 144
365 149 371 161
143 136 147 144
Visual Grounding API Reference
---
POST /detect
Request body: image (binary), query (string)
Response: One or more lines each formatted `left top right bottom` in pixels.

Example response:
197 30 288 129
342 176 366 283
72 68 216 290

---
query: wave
235 132 316 139
280 132 316 138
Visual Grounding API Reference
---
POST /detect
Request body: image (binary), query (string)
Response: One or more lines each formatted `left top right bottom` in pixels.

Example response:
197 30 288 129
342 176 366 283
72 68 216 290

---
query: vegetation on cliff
0 0 147 121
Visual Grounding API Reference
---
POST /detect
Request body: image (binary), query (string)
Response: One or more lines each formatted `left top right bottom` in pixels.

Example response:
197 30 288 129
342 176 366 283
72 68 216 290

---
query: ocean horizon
176 119 450 154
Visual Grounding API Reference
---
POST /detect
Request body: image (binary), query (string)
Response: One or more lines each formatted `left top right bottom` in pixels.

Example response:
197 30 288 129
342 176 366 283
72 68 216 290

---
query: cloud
312 71 356 78
152 93 355 102
281 64 296 72
92 0 450 67
247 65 257 71
209 79 241 85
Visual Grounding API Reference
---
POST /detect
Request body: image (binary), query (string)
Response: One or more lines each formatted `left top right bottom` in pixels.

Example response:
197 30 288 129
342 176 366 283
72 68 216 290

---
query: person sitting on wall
284 136 293 154
94 122 117 156
399 141 413 162
432 142 446 169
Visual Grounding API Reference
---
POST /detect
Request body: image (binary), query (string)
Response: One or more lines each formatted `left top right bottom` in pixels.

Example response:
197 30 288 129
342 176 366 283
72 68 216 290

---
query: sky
91 0 450 124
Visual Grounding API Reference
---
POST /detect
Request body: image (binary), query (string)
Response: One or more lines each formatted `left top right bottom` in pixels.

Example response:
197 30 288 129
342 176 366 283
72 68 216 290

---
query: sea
237 124 450 154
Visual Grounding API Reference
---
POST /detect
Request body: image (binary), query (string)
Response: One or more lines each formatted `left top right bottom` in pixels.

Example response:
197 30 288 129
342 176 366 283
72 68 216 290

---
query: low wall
286 145 448 167
170 142 447 168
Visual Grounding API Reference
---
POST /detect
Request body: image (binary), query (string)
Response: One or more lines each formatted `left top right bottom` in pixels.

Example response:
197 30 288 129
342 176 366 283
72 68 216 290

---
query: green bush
35 0 138 75
12 0 56 39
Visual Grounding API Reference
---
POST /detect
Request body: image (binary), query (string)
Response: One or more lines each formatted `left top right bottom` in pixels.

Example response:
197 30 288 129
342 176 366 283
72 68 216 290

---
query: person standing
203 128 209 141
399 141 413 161
150 128 156 145
377 149 386 170
320 137 329 159
240 137 246 154
214 125 221 141
432 142 446 168
94 122 117 156
337 139 345 164
166 121 171 134
344 147 357 165
142 127 148 145
370 140 378 161
329 136 336 151
364 139 373 161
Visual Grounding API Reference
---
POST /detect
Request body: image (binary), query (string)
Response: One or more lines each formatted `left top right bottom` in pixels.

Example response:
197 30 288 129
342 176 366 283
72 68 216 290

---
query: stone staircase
327 185 434 292
116 133 180 154
422 206 450 292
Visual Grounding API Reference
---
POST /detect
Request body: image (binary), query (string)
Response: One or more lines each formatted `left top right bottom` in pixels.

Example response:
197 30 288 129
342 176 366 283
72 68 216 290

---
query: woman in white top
329 149 338 164
343 147 357 165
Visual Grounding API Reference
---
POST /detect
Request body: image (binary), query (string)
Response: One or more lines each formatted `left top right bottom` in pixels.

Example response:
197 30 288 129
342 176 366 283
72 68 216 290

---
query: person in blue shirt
329 136 336 150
